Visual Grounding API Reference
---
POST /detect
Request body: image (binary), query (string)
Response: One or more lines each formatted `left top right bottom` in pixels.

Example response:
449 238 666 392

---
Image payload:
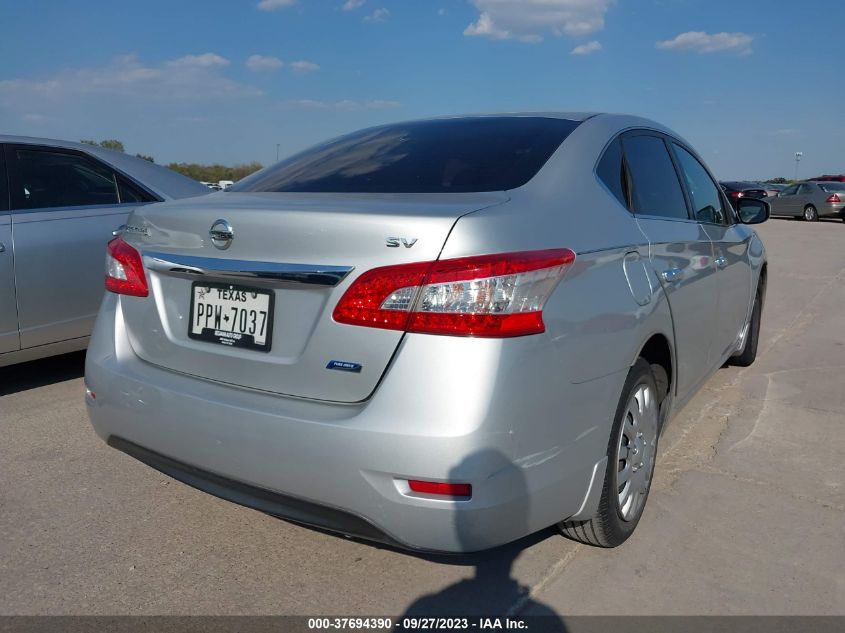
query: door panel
0 146 18 354
703 223 753 360
637 218 718 400
621 132 721 401
0 213 18 353
777 184 800 216
5 144 132 348
12 207 130 347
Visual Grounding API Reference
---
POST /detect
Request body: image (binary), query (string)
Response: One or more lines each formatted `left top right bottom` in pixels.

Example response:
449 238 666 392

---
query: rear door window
622 134 689 220
9 147 119 210
671 143 730 225
780 184 799 196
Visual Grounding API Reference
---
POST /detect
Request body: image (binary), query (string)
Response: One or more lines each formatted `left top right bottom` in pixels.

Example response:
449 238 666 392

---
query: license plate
188 282 274 352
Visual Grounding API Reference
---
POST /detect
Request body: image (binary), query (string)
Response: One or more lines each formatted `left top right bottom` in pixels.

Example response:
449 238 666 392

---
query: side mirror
737 198 770 225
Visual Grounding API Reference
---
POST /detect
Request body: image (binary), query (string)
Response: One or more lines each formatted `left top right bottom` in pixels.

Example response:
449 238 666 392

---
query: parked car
0 135 210 367
807 174 845 183
758 182 786 197
719 181 769 207
768 181 845 221
85 114 769 552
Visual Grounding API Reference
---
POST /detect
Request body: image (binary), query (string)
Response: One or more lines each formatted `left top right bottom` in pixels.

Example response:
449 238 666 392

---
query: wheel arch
634 332 674 404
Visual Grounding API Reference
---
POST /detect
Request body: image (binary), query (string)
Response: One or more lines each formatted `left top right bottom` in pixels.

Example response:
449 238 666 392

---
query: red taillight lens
826 194 841 203
729 191 743 199
408 480 472 498
105 237 148 297
333 249 575 337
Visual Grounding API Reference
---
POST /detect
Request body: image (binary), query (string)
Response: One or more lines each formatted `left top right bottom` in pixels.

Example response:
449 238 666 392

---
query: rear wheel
803 205 818 221
560 359 659 547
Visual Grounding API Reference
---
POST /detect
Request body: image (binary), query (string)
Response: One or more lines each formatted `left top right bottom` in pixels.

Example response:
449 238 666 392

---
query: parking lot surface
1 219 843 616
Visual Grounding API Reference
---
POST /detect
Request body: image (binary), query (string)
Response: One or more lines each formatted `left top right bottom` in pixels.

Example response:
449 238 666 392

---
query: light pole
276 143 281 162
794 151 803 181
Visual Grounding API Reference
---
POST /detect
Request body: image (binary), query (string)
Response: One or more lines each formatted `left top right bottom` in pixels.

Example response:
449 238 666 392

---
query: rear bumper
85 294 624 552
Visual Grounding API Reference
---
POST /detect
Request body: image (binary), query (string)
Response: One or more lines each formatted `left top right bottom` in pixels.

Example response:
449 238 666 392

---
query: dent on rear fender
543 247 674 385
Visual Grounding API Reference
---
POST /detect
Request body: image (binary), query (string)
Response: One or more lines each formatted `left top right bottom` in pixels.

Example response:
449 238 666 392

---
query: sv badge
386 237 418 248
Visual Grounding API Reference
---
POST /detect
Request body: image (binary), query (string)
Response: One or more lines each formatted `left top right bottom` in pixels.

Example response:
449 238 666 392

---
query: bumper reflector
408 480 472 498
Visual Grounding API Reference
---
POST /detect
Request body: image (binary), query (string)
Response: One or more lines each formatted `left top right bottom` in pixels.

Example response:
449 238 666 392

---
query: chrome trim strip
143 251 353 287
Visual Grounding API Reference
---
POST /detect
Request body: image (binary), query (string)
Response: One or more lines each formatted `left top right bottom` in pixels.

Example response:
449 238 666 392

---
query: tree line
80 139 263 183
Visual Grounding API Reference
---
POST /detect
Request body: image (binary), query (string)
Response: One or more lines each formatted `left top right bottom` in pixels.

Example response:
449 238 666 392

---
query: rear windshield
819 183 845 192
231 117 581 194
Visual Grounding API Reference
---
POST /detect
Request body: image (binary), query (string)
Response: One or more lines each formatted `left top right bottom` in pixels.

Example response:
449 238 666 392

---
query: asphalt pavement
1 217 843 616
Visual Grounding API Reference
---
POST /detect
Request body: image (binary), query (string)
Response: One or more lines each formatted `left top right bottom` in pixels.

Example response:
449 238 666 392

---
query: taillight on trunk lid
333 249 575 338
826 194 841 203
105 237 149 297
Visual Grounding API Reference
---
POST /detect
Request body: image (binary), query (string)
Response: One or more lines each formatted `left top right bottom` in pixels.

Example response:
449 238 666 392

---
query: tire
560 358 659 547
731 288 762 367
803 205 818 221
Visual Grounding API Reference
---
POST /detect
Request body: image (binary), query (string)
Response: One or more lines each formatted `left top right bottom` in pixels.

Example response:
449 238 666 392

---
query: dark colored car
719 181 769 207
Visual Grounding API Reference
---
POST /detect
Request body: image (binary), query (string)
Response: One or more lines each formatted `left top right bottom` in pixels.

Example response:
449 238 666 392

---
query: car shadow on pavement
394 449 568 628
0 351 86 396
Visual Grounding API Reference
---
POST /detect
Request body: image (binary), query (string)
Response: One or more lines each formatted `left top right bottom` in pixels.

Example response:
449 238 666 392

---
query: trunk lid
118 191 507 402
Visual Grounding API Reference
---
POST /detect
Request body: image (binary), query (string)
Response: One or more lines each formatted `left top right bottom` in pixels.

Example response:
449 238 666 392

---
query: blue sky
1 0 842 179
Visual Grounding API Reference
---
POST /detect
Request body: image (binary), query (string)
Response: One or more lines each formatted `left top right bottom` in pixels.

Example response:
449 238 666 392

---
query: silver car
85 114 769 552
0 136 209 367
767 181 845 221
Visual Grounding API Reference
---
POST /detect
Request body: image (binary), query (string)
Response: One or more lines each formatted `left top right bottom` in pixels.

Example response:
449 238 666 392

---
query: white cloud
283 98 400 110
465 0 613 43
571 40 601 55
0 53 260 108
656 31 753 55
343 0 366 10
166 53 230 68
290 60 320 74
257 0 297 10
246 55 284 71
364 7 389 22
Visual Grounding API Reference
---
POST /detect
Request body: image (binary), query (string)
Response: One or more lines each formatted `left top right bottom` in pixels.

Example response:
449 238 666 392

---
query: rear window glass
819 183 845 192
232 117 581 194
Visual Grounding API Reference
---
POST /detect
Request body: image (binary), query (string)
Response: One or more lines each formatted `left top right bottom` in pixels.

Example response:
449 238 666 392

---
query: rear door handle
662 268 683 283
715 256 728 269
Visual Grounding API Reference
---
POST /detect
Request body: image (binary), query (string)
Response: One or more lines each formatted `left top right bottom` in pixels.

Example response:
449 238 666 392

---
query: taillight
105 237 148 297
333 249 575 337
826 194 841 203
729 191 744 199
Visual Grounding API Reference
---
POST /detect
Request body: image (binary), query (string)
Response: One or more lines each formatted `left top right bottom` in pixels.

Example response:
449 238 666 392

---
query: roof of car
720 181 765 189
0 134 210 200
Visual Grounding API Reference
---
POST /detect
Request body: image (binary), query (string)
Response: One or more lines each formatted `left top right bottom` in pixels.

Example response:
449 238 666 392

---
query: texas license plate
188 282 274 352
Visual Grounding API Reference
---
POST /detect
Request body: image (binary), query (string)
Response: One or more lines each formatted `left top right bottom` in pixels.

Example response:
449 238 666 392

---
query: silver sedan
0 136 209 367
767 181 845 222
85 114 769 552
